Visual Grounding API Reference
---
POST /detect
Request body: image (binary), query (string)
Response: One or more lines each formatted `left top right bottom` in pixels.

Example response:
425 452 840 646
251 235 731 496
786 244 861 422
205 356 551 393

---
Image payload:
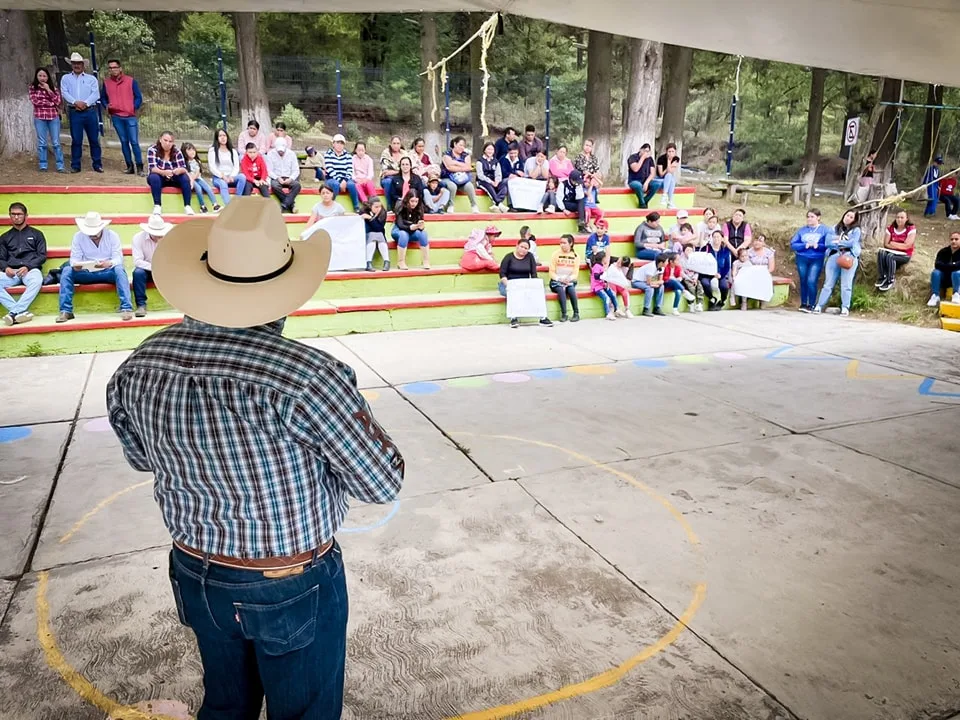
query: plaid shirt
28 85 62 121
106 318 404 558
147 145 187 174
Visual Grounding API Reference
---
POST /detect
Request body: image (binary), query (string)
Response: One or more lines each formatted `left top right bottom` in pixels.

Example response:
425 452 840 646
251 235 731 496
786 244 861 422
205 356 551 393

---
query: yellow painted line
59 480 153 544
568 364 617 376
845 360 920 381
36 572 183 720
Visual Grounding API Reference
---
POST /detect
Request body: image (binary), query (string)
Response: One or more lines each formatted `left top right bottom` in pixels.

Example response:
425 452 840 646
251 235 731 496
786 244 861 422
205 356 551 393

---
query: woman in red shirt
28 68 65 172
876 209 916 292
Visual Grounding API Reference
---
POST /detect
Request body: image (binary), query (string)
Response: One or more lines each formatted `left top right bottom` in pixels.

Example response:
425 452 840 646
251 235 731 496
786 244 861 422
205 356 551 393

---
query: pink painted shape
491 372 532 384
83 417 114 433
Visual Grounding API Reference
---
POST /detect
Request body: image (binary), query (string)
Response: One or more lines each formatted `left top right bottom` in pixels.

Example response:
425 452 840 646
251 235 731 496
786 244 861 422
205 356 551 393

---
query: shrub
273 104 310 136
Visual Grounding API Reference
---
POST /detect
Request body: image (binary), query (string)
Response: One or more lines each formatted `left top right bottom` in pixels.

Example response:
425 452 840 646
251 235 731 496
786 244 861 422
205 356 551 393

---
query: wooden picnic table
715 178 807 205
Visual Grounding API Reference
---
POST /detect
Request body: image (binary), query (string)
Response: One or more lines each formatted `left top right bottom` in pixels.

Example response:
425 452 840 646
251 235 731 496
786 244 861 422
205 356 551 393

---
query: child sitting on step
584 173 604 232
360 197 389 272
679 244 704 312
182 142 220 213
539 177 560 214
590 251 620 321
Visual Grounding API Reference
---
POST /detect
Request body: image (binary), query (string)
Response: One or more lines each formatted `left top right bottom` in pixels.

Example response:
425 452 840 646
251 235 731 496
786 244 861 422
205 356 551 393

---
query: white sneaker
606 312 617 321
625 309 634 318
682 290 695 301
693 303 703 313
471 206 481 214
953 294 960 304
813 306 822 314
614 309 627 318
667 202 676 209
545 205 556 214
489 204 501 213
184 206 195 216
660 196 669 208
927 294 941 307
950 215 959 221
499 203 509 213
672 308 680 315
152 205 162 215
840 308 849 316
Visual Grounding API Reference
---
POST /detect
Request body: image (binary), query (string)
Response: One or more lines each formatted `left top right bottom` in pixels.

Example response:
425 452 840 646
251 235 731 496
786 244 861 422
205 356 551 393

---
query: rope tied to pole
422 13 499 136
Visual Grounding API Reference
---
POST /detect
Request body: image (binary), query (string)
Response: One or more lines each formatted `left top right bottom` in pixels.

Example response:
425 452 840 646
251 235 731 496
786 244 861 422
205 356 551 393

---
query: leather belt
174 538 334 578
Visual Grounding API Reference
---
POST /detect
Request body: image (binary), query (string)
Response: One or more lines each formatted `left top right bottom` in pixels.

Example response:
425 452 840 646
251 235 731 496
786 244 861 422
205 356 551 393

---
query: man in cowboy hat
57 211 132 323
131 215 173 317
59 52 103 174
106 198 404 720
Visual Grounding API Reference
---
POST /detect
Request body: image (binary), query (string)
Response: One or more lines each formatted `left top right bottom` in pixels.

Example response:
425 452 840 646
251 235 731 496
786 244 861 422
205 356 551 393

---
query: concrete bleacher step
939 297 960 331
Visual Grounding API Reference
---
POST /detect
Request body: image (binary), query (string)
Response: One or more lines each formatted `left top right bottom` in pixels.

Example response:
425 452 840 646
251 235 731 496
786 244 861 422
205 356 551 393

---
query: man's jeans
169 543 348 720
325 178 360 210
58 266 132 313
132 268 152 308
111 115 143 167
931 268 960 296
0 269 43 315
632 280 664 309
34 117 64 170
67 108 102 171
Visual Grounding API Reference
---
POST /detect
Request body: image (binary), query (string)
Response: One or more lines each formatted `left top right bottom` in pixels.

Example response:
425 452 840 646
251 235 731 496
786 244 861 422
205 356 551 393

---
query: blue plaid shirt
106 317 404 558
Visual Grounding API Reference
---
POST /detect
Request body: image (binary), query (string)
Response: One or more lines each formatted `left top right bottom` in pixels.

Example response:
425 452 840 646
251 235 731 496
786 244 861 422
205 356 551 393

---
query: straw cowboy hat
151 197 331 328
138 215 173 237
75 211 111 236
68 52 85 63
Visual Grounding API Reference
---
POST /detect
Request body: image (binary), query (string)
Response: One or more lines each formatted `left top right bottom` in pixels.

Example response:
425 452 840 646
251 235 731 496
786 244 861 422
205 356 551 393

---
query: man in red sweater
240 143 270 197
102 59 144 176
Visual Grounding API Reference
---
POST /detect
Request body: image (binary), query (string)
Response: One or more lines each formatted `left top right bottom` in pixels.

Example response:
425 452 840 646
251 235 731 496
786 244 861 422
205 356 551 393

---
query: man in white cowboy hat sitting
131 215 173 317
106 198 404 720
57 211 133 323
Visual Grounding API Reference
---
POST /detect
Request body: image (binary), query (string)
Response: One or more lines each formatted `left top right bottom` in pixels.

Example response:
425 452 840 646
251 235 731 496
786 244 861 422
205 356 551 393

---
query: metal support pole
88 32 104 138
444 74 451 150
725 93 737 176
544 74 551 156
217 47 227 132
335 60 343 132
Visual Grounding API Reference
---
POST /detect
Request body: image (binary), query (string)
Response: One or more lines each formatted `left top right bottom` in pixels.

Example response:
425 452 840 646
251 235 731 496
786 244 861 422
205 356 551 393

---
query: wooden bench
739 186 794 205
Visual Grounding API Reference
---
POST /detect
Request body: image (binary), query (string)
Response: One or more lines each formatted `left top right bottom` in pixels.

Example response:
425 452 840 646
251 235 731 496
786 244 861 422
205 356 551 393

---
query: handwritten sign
505 278 547 318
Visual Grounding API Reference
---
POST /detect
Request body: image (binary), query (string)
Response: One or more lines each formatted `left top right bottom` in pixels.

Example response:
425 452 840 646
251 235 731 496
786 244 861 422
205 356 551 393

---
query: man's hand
96 260 113 269
16 267 29 278
74 100 87 111
4 268 16 278
339 180 347 192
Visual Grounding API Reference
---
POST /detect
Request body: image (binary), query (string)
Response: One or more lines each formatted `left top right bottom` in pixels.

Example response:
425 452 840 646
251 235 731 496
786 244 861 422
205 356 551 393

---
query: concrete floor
1 310 959 720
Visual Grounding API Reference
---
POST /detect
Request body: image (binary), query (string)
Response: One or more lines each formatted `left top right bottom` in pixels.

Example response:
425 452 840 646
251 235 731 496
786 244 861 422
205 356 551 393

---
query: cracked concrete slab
0 355 92 426
299 337 388 388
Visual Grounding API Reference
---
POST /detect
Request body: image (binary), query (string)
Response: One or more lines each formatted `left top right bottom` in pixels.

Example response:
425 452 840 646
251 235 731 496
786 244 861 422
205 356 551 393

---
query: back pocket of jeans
233 585 319 656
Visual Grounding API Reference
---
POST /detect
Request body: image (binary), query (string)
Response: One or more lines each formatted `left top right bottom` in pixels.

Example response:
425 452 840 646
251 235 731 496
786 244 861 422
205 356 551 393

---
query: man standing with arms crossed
107 198 404 720
60 52 102 174
102 59 144 176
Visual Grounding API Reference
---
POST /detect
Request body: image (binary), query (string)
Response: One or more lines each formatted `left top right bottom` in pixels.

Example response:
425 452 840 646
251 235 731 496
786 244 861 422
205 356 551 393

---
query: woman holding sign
499 238 553 329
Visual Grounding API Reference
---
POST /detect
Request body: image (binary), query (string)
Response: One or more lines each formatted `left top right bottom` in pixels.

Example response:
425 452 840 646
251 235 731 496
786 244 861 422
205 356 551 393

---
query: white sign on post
300 215 367 271
844 117 860 147
505 278 547 319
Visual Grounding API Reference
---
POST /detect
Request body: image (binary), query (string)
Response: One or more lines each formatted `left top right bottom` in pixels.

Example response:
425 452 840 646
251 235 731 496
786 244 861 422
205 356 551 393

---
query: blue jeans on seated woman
817 253 858 310
635 248 661 261
212 175 247 205
169 543 347 720
794 254 824 308
391 227 428 248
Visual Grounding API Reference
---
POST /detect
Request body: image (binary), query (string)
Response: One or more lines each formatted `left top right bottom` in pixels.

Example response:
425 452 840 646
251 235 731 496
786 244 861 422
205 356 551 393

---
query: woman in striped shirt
28 68 65 173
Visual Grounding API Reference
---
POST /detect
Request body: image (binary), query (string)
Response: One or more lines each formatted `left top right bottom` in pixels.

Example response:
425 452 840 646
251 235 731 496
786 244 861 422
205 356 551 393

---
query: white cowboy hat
75 211 111 236
138 215 173 237
69 52 85 63
151 197 331 328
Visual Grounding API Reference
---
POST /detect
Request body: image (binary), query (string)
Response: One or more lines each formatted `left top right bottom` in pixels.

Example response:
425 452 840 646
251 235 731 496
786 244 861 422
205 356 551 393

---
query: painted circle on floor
402 382 442 395
0 426 32 443
83 417 113 433
673 355 710 364
633 359 669 369
714 352 747 361
529 368 567 379
446 376 491 389
491 372 531 384
569 364 616 375
360 389 380 402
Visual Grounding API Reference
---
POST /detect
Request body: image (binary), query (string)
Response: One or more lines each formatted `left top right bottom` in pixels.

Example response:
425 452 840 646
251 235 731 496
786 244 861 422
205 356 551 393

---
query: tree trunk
919 83 943 175
418 13 443 159
0 10 36 157
233 13 271 132
582 30 613 175
860 183 890 245
620 38 663 182
659 44 693 156
799 67 827 206
844 77 886 202
43 11 70 75
871 77 902 183
468 13 483 155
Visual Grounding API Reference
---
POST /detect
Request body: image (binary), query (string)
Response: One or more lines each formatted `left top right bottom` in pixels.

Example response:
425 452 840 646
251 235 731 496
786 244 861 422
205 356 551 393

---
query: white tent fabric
11 0 956 86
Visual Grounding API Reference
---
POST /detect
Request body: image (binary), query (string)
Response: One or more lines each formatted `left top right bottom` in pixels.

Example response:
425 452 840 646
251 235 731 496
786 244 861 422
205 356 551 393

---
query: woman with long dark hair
28 67 65 172
146 130 192 215
814 210 861 316
207 128 246 204
392 190 430 270
386 156 424 210
876 209 916 292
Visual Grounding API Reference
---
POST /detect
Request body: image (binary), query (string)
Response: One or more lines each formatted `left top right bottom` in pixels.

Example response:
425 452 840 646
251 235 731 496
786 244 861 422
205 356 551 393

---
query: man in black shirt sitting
626 143 657 209
0 202 47 326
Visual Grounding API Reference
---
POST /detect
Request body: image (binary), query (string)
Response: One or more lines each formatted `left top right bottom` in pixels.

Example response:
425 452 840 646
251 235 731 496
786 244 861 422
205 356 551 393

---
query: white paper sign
600 265 630 289
733 265 774 301
300 215 366 271
508 178 547 211
505 278 547 318
685 252 718 276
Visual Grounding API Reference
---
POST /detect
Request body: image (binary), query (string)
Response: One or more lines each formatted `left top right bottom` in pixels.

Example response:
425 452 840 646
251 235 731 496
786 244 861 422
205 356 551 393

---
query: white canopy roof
12 0 955 87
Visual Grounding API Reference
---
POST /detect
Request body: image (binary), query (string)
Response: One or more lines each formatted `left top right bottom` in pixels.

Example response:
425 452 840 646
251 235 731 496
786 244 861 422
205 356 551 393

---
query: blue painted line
402 382 443 395
339 499 401 534
633 359 669 368
0 426 32 444
917 377 960 398
530 368 566 379
764 345 846 361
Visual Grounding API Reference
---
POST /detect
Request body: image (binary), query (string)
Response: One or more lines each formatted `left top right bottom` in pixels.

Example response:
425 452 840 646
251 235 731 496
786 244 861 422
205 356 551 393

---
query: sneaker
499 203 509 213
952 294 960 304
874 279 885 288
213 205 222 212
840 308 850 316
539 317 553 327
489 204 501 213
382 261 390 272
153 205 163 215
39 167 48 172
2 313 13 326
682 290 695 302
642 308 653 317
879 280 894 292
799 305 811 313
545 205 556 214
653 307 666 316
625 309 634 318
445 205 456 214
672 308 680 315
135 306 146 317
184 207 196 216
812 306 822 314
949 215 959 221
56 168 66 173
667 202 676 209
365 262 375 272
55 311 74 323
471 206 481 214
615 309 627 318
15 312 33 325
927 294 941 307
200 206 209 214
560 314 569 322
120 310 134 321
571 313 580 322
606 312 617 321
660 196 668 208
510 318 519 328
